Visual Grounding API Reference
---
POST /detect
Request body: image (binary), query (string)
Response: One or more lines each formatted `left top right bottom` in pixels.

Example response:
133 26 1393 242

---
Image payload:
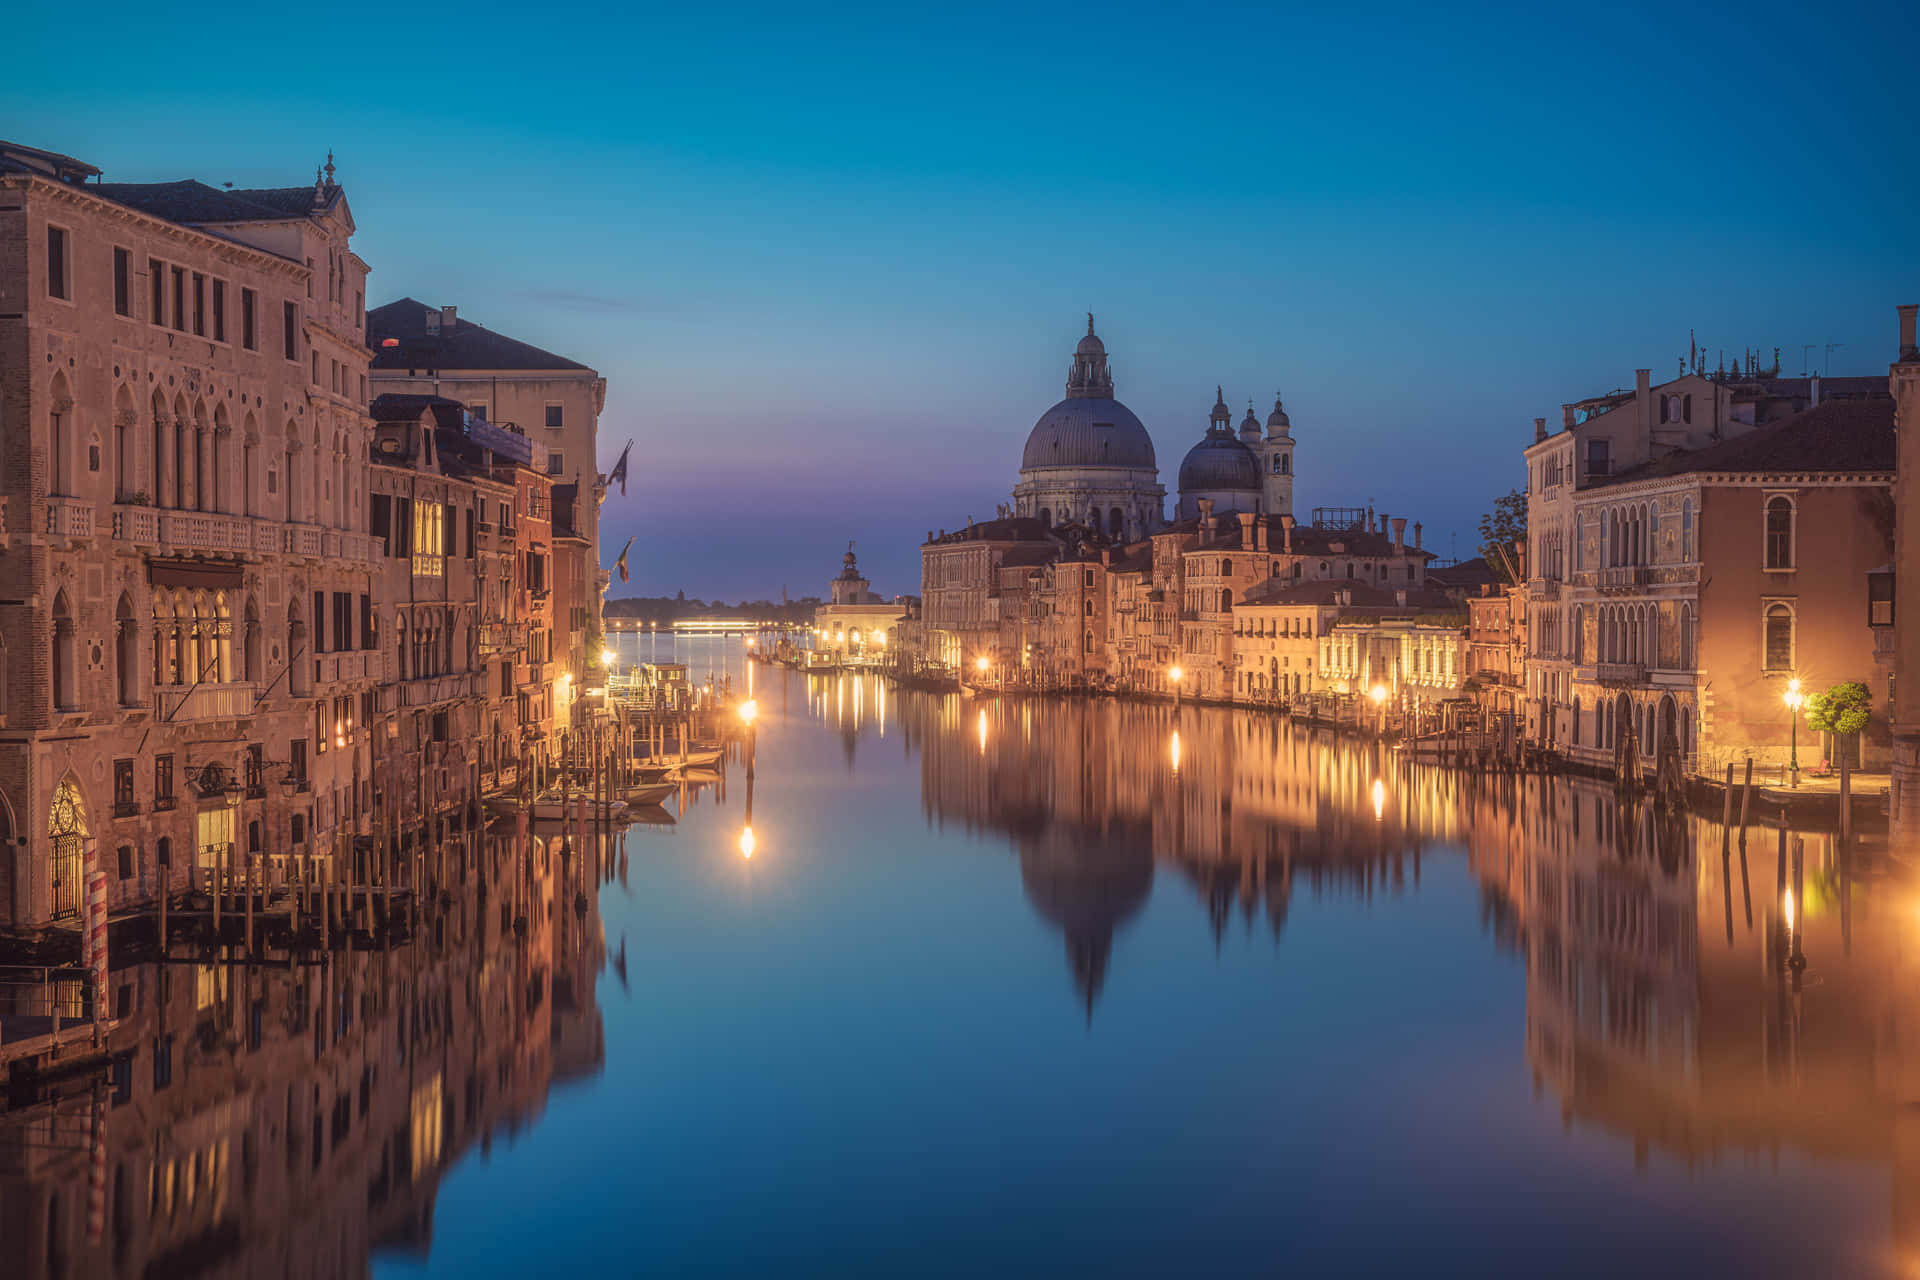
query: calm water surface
16 635 1913 1277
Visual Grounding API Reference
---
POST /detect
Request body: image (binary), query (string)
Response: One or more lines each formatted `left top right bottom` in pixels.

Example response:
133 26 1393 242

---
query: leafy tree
1805 681 1872 737
1478 489 1527 585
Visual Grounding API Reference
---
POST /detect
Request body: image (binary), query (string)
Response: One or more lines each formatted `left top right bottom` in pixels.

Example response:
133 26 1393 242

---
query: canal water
13 636 1913 1277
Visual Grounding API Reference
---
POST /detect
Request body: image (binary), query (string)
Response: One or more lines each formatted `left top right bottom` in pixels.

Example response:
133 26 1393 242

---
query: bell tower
1262 392 1295 518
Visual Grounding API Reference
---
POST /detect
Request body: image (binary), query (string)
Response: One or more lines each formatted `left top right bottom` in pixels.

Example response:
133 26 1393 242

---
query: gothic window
51 590 77 711
1765 496 1794 570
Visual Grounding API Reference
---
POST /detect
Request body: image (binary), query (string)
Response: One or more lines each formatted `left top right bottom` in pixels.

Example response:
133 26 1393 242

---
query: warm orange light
738 699 758 726
739 826 756 859
1168 665 1184 683
1369 684 1387 706
1784 885 1795 931
1170 730 1182 773
974 656 990 674
1371 777 1386 821
976 708 989 754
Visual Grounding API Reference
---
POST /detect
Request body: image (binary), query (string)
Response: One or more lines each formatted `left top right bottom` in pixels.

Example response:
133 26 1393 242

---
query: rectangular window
544 403 563 429
1585 438 1610 478
117 845 134 880
192 273 206 335
113 759 136 815
548 451 564 475
46 225 69 299
360 593 375 650
153 1035 173 1090
242 288 257 349
291 739 309 790
154 754 175 808
1764 604 1794 671
149 258 164 325
470 403 488 423
113 248 131 315
315 701 328 754
284 301 299 360
212 279 226 342
313 591 327 652
171 266 186 330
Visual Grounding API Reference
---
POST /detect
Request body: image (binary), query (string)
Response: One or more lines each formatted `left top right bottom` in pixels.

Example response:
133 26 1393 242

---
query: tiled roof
999 544 1060 568
367 297 591 373
90 179 328 224
369 392 463 424
1597 398 1894 486
926 516 1056 545
1426 557 1500 589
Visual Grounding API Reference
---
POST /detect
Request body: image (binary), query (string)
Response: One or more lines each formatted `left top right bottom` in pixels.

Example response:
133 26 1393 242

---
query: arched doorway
47 776 88 920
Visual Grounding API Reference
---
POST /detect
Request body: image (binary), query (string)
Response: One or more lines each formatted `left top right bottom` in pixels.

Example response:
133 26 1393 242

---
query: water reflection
0 830 606 1279
825 672 1920 1266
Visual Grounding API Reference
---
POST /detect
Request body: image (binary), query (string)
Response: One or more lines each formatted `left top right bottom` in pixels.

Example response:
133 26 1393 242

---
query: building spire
1066 316 1113 399
1087 311 1095 336
324 150 336 186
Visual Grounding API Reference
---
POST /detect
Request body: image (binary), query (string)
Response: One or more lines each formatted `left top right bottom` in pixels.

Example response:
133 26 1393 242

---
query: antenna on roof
1825 343 1844 376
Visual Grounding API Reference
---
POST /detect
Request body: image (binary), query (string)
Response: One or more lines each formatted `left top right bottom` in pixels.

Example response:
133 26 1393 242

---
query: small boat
675 768 723 785
486 796 629 822
625 782 676 806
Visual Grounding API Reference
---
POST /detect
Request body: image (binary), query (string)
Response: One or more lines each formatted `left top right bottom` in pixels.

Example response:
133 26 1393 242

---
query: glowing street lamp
1784 677 1804 787
737 699 758 727
1169 664 1184 706
1369 683 1389 736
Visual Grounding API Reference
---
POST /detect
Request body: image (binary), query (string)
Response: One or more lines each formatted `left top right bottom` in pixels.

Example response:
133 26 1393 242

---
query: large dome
1178 431 1260 491
1021 397 1158 471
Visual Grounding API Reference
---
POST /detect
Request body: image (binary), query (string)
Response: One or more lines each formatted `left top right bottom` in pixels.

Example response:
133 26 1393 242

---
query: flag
609 439 633 496
615 536 635 583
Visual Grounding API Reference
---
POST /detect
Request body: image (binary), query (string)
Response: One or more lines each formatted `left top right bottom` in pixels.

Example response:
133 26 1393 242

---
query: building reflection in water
821 672 1920 1266
0 825 606 1279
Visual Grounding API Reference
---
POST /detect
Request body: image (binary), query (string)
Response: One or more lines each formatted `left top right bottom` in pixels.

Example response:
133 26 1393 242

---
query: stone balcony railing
1526 578 1561 601
315 650 385 685
108 507 384 564
152 681 258 723
1594 662 1647 686
399 672 486 707
45 497 96 538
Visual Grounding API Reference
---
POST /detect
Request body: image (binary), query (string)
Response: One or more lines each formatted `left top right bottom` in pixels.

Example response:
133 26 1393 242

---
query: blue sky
11 0 1916 598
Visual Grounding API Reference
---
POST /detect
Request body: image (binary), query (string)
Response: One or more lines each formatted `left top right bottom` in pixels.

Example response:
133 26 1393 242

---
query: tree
1478 489 1528 585
1805 681 1872 737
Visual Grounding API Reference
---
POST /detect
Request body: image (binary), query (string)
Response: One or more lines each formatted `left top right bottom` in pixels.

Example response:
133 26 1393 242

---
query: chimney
1533 416 1547 444
1238 510 1257 550
1413 521 1423 550
1280 513 1296 555
1378 512 1388 536
1900 304 1919 361
1810 373 1821 408
1197 497 1214 525
1562 404 1576 431
1391 517 1406 555
441 305 457 332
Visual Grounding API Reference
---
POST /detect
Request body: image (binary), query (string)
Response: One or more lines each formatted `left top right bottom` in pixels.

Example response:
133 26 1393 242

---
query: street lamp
974 655 990 686
1169 664 1184 706
1784 677 1804 787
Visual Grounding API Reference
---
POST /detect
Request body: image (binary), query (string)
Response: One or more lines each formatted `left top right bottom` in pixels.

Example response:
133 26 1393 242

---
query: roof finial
324 150 336 186
1087 311 1095 336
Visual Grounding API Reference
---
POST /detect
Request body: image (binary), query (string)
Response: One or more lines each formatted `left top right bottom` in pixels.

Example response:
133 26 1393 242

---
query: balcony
1598 566 1652 591
315 650 385 685
159 510 254 555
1527 579 1560 601
1594 662 1646 687
152 681 258 723
44 497 95 538
400 673 483 707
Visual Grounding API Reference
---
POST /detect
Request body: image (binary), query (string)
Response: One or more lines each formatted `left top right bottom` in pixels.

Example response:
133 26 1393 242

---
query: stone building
920 517 1059 672
1174 390 1296 519
0 141 384 929
1522 362 1889 750
814 545 906 664
1562 396 1896 779
367 298 609 638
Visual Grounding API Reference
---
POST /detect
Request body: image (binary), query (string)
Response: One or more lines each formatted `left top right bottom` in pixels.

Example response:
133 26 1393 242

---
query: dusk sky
12 0 1916 600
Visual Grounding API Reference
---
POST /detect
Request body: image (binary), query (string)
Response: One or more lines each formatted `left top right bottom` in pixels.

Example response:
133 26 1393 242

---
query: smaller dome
1240 404 1261 434
1179 431 1261 492
1267 393 1292 435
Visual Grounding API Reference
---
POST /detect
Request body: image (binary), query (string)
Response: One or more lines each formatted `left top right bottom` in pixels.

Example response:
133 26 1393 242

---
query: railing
152 681 258 722
113 504 161 543
400 673 483 707
315 651 385 684
1594 662 1646 686
0 965 97 1046
1527 579 1560 601
285 524 324 557
44 497 95 537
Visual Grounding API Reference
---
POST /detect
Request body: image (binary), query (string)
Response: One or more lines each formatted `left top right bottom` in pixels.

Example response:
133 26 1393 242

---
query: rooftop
1596 398 1895 486
368 297 593 373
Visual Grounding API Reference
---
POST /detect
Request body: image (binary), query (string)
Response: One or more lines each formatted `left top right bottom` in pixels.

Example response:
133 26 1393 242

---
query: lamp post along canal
1784 678 1803 788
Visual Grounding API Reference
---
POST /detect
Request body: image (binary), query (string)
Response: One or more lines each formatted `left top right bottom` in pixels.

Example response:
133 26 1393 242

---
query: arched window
1764 603 1794 671
51 590 77 711
1038 508 1051 528
1109 508 1124 537
49 374 73 496
1083 599 1093 617
1220 588 1233 611
115 594 138 706
1765 496 1794 569
1679 603 1694 669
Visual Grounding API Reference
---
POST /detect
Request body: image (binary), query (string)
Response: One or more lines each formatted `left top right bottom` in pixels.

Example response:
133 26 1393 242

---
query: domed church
1010 316 1298 537
1175 389 1295 519
1012 316 1166 540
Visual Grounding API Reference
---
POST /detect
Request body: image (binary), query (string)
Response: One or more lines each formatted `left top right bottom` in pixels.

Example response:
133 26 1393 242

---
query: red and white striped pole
86 1082 107 1243
85 868 108 1027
